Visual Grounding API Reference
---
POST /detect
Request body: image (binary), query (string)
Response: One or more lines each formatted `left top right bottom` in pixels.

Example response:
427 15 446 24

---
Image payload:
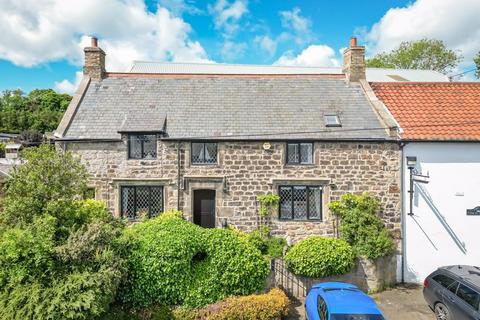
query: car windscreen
330 314 385 320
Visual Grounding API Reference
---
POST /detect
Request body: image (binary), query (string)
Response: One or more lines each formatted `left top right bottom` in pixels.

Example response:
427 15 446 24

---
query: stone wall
269 256 397 296
63 139 401 243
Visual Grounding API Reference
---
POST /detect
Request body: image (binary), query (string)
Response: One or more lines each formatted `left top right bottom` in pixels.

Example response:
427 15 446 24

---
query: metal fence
271 259 314 298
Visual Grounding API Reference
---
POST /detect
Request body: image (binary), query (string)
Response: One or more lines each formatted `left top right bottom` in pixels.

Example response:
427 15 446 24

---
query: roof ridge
131 60 341 70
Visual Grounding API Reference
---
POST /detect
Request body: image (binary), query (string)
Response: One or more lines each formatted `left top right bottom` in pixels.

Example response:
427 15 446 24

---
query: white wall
403 143 480 282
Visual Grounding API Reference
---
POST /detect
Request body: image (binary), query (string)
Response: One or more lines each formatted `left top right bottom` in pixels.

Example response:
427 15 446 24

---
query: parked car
423 265 480 320
305 282 385 320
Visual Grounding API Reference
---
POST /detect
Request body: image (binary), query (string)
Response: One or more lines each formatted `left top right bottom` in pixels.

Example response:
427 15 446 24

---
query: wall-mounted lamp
220 218 228 229
406 155 429 216
406 156 417 169
222 176 228 193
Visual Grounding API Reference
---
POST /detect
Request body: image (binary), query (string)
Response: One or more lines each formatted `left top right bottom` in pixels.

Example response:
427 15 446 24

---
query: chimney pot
91 37 98 48
350 37 357 48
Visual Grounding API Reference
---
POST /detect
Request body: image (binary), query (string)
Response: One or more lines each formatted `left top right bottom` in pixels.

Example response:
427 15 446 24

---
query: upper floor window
121 185 163 220
286 142 313 164
192 142 217 164
279 185 322 220
128 134 157 159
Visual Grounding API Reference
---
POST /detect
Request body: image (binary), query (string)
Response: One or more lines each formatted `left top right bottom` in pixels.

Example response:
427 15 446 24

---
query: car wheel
434 302 450 320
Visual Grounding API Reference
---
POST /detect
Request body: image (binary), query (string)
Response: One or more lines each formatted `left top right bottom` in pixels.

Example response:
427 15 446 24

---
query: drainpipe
177 142 181 211
400 141 406 283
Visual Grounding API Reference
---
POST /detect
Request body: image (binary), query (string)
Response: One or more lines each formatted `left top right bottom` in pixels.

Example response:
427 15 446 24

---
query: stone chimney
83 37 106 80
342 37 365 82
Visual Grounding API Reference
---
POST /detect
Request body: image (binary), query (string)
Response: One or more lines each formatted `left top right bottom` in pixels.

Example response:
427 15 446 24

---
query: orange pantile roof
370 82 480 141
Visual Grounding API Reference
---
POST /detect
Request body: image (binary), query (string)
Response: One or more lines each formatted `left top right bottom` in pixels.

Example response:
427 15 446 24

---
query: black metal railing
271 259 313 298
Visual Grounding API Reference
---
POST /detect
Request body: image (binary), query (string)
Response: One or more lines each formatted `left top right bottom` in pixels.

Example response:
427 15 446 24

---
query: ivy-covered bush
173 288 290 320
285 236 355 278
121 213 270 308
329 193 395 260
0 145 125 320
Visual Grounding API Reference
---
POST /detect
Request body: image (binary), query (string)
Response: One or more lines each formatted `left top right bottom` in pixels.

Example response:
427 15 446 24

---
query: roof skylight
325 114 341 127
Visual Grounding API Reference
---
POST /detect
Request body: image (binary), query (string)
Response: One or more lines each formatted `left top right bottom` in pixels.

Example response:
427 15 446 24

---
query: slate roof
371 82 480 141
130 61 450 82
60 74 392 141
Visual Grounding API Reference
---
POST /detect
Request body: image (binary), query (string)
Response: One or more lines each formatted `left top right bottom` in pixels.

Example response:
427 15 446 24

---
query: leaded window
279 185 322 220
128 134 157 159
286 142 313 164
121 185 163 220
192 142 217 164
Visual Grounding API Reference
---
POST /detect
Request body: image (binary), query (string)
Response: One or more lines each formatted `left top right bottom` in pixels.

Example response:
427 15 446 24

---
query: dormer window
128 134 157 159
325 114 341 127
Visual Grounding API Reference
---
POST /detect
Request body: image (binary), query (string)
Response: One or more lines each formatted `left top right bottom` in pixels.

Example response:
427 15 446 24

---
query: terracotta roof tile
370 82 480 141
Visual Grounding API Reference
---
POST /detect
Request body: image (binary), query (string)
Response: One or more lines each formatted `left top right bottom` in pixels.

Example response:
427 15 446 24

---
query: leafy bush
257 193 280 217
285 236 355 278
329 193 395 260
121 214 270 308
173 288 290 320
245 226 286 259
0 146 125 320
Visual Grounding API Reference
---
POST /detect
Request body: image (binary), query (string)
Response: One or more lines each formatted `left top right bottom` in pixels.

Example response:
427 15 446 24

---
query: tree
0 145 125 319
475 51 480 79
366 39 462 74
0 89 71 134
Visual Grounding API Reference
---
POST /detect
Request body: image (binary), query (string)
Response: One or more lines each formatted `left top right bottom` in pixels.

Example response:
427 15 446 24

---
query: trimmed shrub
329 193 395 260
121 214 270 308
230 225 286 259
173 288 290 320
285 236 355 278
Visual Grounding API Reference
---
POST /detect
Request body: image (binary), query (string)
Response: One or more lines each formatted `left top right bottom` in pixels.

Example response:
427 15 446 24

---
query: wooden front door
193 190 216 228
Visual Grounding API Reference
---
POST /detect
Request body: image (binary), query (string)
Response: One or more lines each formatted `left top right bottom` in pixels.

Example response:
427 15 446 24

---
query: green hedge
120 213 270 308
285 236 355 278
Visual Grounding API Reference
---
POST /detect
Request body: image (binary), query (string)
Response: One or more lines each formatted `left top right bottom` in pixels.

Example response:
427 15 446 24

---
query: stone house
54 37 401 243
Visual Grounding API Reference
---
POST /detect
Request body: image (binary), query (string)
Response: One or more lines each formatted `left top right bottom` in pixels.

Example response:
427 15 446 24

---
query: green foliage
0 89 71 133
244 226 286 258
366 39 462 73
121 214 270 309
285 236 355 278
329 193 395 260
1 144 88 227
257 193 280 217
475 51 480 79
0 146 125 319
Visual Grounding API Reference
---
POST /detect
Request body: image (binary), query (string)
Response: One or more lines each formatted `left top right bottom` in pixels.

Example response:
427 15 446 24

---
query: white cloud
54 71 83 94
156 0 202 16
220 41 247 61
0 0 212 71
362 0 480 63
254 35 277 56
274 45 339 67
208 0 248 37
279 7 313 45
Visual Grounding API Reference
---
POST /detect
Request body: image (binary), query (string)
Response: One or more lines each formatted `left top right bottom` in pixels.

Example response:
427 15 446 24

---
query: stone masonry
64 139 401 244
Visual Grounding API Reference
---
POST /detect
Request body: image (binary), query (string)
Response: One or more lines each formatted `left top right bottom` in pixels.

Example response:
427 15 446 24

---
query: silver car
423 265 480 320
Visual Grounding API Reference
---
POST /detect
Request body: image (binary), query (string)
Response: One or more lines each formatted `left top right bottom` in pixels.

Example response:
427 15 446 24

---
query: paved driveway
372 284 435 320
286 284 435 319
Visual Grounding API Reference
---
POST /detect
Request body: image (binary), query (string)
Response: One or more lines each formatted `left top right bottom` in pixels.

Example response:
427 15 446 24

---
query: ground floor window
121 185 163 220
279 185 322 220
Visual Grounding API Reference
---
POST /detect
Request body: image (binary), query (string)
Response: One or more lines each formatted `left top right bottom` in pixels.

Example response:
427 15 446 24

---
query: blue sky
0 0 478 93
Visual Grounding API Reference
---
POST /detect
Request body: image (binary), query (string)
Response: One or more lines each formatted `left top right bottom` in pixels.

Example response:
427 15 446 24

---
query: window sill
284 163 316 167
190 163 219 166
277 219 323 223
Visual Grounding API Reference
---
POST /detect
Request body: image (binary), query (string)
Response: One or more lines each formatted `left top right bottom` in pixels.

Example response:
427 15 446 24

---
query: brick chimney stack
342 36 365 82
83 36 106 80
